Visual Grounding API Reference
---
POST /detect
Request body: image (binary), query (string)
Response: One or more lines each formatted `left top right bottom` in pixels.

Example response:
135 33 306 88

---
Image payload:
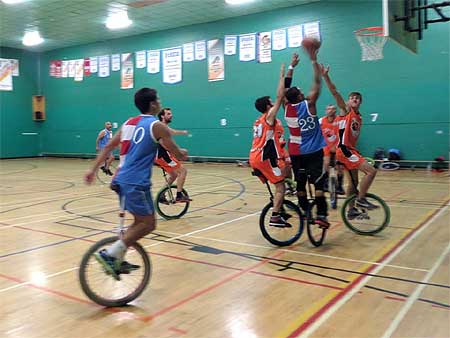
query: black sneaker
100 166 107 174
176 193 192 203
158 195 170 205
336 186 345 195
315 216 330 229
94 249 120 280
347 207 362 220
269 215 292 228
106 169 114 176
119 261 140 274
356 198 379 210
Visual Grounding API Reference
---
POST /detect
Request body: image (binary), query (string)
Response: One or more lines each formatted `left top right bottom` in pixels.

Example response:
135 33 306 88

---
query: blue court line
0 231 106 259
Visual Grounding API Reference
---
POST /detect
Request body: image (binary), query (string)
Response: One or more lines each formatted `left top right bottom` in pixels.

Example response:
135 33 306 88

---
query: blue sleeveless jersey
113 115 159 187
296 101 326 154
98 129 112 149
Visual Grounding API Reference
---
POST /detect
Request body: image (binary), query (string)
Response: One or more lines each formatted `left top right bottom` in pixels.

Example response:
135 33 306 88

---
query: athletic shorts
290 149 325 190
250 158 285 184
155 146 181 172
111 183 154 216
336 147 365 170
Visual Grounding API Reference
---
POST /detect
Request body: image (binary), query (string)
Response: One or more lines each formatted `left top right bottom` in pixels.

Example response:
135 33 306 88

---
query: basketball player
320 64 378 218
96 121 114 175
84 88 188 278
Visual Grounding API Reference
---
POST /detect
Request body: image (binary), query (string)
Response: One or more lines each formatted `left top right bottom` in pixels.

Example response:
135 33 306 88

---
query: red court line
385 296 405 302
286 197 450 338
169 327 188 335
15 225 96 242
140 251 285 322
432 305 450 311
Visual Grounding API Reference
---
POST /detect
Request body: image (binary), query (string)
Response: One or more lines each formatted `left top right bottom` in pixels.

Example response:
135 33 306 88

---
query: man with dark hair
284 48 330 229
249 64 287 227
321 65 378 217
84 88 188 278
155 107 190 203
95 121 114 176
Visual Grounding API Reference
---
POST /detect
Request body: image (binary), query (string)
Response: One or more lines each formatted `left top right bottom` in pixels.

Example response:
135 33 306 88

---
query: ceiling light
1 0 26 4
22 30 44 46
225 0 255 5
106 11 132 30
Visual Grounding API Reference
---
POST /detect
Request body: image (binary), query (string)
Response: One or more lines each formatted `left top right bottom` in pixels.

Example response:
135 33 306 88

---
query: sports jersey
98 128 112 149
338 109 362 149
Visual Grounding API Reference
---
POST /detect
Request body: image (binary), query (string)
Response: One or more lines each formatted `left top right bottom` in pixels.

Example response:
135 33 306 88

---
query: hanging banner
287 25 303 48
74 59 84 82
67 60 74 78
54 60 62 78
61 60 69 78
10 59 19 76
258 31 272 63
83 58 91 76
0 59 13 91
207 39 224 82
162 47 182 84
49 60 57 77
121 53 134 89
89 56 98 73
272 28 287 51
183 43 194 62
98 55 110 78
303 21 321 40
135 50 146 69
194 40 206 60
111 54 121 71
147 50 160 74
224 35 237 55
239 33 256 62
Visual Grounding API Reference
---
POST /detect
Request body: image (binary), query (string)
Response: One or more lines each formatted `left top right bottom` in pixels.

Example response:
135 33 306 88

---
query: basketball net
354 27 387 61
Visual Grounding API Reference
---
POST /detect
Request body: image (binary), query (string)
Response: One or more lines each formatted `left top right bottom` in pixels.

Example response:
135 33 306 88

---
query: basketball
301 37 321 51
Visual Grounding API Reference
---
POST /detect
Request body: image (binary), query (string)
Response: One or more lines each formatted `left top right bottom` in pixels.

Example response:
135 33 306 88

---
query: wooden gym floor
0 158 449 338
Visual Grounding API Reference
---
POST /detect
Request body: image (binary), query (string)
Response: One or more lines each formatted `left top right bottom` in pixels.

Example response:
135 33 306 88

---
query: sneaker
100 166 106 174
94 249 120 280
158 195 170 205
356 198 379 210
347 207 362 220
336 186 345 195
106 169 114 176
119 261 140 274
315 216 330 229
280 211 292 220
176 193 192 203
269 215 292 228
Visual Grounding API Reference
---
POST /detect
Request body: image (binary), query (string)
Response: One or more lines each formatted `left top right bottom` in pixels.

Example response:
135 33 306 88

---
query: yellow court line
276 197 449 338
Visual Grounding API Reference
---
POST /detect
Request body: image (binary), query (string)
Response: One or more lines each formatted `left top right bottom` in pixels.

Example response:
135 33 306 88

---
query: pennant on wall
224 35 237 56
135 50 146 69
303 21 321 40
272 28 287 51
162 47 182 84
258 31 272 63
121 53 134 89
147 50 160 74
239 33 256 62
183 43 194 62
0 59 13 91
287 25 303 48
207 39 224 82
98 55 110 78
194 40 206 60
89 57 98 73
111 54 121 71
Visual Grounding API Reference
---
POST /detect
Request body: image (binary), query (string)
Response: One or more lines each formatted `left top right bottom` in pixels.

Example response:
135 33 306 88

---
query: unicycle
328 164 338 210
79 192 152 307
341 170 390 235
253 170 304 247
300 169 328 247
155 168 190 220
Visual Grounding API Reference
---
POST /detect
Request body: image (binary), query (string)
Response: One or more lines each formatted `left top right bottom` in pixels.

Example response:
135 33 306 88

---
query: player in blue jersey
96 121 114 175
284 47 330 228
85 88 188 277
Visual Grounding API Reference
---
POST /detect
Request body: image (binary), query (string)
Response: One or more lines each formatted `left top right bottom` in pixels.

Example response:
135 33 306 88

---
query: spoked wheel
155 185 190 220
341 193 390 235
96 163 116 185
329 175 338 210
259 199 304 246
305 201 327 247
79 236 152 307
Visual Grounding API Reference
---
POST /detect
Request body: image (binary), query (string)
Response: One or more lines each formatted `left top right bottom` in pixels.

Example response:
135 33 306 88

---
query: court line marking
287 199 449 338
381 243 450 338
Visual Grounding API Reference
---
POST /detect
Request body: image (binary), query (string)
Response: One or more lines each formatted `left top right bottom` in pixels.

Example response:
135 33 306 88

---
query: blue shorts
113 183 154 216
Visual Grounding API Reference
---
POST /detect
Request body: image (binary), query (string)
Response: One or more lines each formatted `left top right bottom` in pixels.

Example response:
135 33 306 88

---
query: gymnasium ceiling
0 0 318 52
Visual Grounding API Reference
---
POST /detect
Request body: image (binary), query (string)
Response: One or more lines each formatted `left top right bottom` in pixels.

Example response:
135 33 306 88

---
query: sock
272 211 280 217
176 191 183 198
315 195 328 217
298 195 309 212
338 174 344 188
107 240 127 260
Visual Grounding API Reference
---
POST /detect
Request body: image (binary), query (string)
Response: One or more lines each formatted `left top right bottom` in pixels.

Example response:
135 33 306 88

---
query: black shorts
290 149 325 191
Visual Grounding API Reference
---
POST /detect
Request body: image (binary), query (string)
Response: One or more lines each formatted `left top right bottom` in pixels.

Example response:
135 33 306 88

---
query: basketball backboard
383 0 419 53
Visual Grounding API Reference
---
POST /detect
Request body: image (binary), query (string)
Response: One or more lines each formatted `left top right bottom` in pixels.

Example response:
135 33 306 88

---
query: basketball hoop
354 27 387 61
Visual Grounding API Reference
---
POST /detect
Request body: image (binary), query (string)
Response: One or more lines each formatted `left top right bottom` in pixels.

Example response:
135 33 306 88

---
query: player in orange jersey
249 64 288 227
319 104 344 194
321 65 378 218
